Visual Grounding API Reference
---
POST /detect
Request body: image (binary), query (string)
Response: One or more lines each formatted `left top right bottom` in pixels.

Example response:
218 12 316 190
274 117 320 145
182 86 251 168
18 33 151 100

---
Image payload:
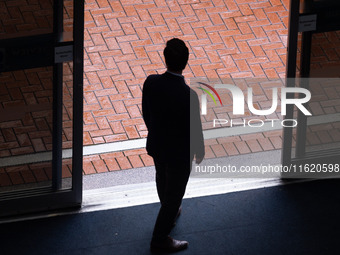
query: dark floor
2 179 340 255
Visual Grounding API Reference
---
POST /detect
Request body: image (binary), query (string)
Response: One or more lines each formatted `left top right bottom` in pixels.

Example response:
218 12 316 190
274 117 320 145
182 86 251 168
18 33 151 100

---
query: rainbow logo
197 82 223 106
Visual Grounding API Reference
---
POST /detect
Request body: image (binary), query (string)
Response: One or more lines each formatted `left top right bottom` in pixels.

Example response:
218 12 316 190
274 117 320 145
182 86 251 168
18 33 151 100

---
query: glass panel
62 61 73 189
305 31 340 154
63 0 74 41
0 0 54 40
0 66 53 192
0 0 82 217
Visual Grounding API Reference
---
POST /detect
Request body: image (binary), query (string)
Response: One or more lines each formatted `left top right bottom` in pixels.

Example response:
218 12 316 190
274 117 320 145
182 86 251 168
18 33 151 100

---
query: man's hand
195 156 203 165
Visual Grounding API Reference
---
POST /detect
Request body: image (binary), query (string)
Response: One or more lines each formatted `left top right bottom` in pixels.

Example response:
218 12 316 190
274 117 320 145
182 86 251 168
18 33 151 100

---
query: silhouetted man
142 38 205 252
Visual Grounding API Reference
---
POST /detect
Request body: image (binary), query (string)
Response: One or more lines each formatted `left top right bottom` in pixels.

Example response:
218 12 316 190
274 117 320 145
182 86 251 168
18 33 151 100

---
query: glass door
0 0 84 217
282 0 340 178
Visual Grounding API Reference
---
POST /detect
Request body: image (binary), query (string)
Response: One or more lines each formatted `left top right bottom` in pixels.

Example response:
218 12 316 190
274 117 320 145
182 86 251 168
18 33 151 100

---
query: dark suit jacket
142 72 205 162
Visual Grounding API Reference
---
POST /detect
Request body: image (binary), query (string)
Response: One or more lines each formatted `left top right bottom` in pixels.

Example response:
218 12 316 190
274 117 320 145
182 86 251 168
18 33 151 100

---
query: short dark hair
163 38 189 72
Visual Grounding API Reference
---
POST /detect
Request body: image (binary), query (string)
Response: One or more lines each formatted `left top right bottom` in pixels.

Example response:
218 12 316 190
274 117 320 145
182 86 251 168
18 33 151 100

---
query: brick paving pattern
0 0 54 39
1 0 340 187
0 0 73 185
0 67 54 157
81 0 291 175
305 31 340 148
82 0 289 147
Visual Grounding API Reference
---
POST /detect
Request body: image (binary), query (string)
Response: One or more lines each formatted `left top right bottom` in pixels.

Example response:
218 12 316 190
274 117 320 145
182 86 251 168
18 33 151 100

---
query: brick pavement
1 0 340 187
81 0 291 175
82 0 290 148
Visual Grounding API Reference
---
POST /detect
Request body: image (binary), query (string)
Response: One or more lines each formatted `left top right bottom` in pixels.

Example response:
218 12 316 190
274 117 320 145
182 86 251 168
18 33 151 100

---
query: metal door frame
282 0 340 174
0 0 84 217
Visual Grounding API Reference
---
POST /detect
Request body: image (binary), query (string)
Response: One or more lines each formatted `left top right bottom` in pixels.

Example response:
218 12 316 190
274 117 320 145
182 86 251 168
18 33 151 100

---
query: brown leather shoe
150 236 188 253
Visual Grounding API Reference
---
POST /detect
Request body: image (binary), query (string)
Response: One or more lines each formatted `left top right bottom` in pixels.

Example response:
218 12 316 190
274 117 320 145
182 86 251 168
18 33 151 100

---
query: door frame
0 0 84 217
282 0 340 177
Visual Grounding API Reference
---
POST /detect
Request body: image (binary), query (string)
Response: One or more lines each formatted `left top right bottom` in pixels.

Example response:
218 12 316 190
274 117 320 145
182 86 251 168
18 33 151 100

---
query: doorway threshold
81 149 307 213
1 150 311 224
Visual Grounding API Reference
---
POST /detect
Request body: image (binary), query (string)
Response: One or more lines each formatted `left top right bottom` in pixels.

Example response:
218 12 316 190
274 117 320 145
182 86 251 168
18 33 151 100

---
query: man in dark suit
142 38 205 252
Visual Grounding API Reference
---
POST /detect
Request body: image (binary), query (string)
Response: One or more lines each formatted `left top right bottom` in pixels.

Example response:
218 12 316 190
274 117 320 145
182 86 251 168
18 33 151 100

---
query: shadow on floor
2 179 340 255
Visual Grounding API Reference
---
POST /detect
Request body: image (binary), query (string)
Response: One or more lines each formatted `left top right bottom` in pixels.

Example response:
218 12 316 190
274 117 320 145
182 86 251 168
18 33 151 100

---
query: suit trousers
152 158 192 241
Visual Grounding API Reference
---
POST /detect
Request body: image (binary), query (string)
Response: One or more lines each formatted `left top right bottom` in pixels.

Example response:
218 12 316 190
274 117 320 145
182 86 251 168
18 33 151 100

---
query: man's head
163 38 189 73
